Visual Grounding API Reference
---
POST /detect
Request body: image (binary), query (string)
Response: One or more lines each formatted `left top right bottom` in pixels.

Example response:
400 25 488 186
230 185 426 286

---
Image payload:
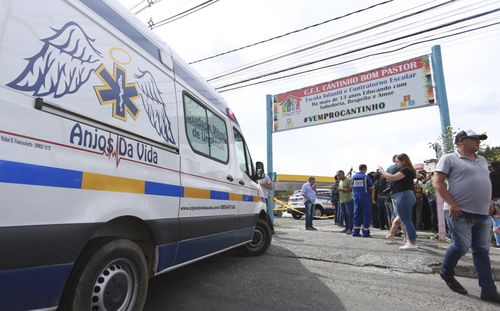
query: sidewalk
271 217 500 281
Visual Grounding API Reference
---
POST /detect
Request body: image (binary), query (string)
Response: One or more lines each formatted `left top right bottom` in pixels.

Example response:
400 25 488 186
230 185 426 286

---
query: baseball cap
454 130 487 144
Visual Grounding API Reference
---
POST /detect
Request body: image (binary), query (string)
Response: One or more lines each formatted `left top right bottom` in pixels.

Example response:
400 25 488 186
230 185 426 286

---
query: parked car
287 188 335 219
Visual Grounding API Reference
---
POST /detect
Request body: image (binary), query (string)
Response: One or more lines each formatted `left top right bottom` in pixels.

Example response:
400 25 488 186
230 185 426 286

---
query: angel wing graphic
135 69 176 145
7 21 102 98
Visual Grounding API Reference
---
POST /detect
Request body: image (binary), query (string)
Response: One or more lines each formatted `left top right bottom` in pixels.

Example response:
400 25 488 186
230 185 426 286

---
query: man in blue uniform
352 164 374 237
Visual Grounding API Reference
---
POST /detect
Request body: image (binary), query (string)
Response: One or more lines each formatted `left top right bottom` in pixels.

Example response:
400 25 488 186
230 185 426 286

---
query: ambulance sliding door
176 92 239 265
232 128 261 243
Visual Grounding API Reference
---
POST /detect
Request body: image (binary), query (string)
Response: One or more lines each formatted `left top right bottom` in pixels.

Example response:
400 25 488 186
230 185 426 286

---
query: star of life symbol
94 63 140 121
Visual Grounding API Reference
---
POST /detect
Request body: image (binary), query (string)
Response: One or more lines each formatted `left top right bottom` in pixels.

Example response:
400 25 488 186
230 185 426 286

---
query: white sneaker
399 243 418 251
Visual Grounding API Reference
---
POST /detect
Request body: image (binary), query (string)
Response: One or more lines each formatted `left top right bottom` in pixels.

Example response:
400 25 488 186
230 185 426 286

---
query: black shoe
481 291 500 303
340 228 348 233
440 274 468 295
306 227 317 231
346 230 352 235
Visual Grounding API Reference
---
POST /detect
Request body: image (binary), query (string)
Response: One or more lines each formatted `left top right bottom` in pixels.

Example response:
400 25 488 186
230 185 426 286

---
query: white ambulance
0 1 272 310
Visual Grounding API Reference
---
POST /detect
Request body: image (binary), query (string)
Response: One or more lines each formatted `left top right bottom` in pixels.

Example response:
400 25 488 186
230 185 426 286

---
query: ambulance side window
184 93 228 163
233 129 255 177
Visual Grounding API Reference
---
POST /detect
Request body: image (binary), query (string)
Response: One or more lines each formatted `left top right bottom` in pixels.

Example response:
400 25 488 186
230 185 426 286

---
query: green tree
429 126 456 159
429 128 498 161
478 145 500 161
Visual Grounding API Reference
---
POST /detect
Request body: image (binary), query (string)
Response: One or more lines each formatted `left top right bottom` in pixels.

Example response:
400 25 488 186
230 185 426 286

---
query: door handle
239 180 245 185
226 175 234 182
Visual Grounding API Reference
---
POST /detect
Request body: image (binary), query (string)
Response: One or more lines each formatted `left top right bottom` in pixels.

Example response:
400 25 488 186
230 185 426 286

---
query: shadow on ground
144 245 345 311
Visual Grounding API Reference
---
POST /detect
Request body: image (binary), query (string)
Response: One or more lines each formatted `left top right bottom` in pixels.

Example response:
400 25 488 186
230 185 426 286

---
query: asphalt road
144 217 500 311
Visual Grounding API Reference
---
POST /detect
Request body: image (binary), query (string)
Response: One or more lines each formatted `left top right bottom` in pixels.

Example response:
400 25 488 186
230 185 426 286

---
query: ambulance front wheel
60 238 149 311
240 219 272 256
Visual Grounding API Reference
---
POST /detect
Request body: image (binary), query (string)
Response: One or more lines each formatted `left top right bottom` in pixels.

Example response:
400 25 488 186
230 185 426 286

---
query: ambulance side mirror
254 162 265 180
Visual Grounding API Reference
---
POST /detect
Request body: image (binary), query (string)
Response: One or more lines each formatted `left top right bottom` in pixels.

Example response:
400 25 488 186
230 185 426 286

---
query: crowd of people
296 129 500 303
330 155 436 248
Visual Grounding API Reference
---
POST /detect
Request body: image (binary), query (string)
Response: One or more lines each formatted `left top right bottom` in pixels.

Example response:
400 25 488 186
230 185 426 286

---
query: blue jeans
428 197 438 233
377 197 388 228
338 202 345 227
384 198 397 219
339 201 354 231
441 211 497 292
392 190 417 241
305 200 314 228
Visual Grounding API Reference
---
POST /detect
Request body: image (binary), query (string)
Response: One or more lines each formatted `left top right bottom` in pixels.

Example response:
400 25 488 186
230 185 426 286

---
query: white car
287 188 335 219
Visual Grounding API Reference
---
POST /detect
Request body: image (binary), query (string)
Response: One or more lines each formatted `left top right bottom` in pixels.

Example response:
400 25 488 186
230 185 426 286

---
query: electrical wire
218 22 500 92
129 0 146 11
149 0 221 29
206 0 496 82
249 0 497 78
204 0 442 80
133 0 163 15
188 0 396 64
215 18 500 92
217 26 497 93
214 6 500 88
261 23 499 90
206 0 457 82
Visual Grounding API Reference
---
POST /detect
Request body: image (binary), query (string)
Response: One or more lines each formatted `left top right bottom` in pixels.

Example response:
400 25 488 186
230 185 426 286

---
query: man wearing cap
433 130 500 303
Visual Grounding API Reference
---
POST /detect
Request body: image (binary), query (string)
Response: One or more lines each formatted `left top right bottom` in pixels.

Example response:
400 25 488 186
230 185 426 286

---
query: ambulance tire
60 238 148 311
240 219 272 257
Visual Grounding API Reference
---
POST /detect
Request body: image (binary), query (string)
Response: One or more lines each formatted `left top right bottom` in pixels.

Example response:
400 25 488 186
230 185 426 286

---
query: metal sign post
266 94 275 224
266 47 452 236
431 45 452 241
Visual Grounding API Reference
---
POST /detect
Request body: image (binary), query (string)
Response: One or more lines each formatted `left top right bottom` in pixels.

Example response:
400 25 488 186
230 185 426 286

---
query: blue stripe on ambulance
144 180 183 197
0 159 257 272
0 160 246 201
0 263 73 310
0 159 82 189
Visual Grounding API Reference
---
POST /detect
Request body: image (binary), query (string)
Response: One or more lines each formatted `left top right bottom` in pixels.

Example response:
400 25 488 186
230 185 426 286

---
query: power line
133 0 162 15
239 0 495 79
149 0 221 29
189 0 396 64
215 10 500 92
213 5 498 88
260 21 499 90
218 22 500 93
205 0 442 81
206 0 456 82
218 21 500 91
129 0 146 11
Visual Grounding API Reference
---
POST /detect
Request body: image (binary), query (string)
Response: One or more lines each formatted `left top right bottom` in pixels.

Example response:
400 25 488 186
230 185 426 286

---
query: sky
118 0 500 176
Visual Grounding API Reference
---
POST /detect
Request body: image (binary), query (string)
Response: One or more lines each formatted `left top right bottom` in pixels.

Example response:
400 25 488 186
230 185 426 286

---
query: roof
275 174 335 183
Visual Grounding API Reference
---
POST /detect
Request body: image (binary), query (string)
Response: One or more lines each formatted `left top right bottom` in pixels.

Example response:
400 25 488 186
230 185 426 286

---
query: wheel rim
91 258 138 311
248 226 265 250
314 208 322 217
